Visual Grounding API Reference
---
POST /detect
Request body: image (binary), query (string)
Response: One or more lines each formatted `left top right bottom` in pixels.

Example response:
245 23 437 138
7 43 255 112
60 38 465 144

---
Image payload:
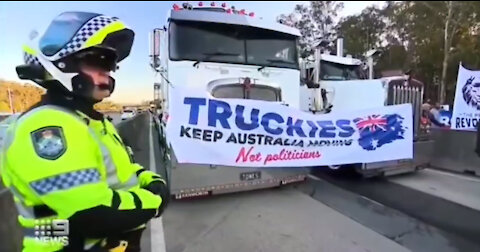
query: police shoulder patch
31 126 67 160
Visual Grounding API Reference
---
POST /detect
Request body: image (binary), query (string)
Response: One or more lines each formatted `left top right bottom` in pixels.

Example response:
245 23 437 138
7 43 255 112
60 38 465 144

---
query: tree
378 1 480 103
277 1 344 58
375 45 409 75
336 6 387 58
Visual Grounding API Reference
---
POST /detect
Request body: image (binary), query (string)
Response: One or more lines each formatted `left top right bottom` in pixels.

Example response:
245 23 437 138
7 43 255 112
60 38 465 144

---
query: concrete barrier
430 129 480 176
0 189 22 252
116 113 149 149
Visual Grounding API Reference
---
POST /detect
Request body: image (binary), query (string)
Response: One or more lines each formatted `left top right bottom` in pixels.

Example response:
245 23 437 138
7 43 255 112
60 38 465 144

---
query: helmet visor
40 12 101 57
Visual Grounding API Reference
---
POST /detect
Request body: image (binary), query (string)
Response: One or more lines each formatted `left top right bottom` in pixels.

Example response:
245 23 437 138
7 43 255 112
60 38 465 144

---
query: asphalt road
309 169 480 252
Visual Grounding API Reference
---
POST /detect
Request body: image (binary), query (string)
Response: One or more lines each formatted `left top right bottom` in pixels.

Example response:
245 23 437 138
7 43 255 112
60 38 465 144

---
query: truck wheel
326 164 360 177
328 165 341 170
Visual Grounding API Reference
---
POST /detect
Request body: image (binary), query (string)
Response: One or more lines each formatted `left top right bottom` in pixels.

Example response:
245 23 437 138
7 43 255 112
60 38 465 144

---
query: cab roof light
173 3 181 10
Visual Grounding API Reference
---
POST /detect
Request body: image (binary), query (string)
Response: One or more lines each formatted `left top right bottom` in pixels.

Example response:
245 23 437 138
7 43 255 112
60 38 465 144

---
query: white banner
166 87 413 167
451 64 480 131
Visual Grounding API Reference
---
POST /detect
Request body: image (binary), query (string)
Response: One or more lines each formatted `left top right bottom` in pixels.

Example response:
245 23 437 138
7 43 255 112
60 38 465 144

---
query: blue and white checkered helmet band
24 51 41 65
50 15 119 61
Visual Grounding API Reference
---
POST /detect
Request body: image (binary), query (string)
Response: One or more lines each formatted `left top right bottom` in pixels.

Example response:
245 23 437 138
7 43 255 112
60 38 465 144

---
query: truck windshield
320 61 362 80
169 21 299 69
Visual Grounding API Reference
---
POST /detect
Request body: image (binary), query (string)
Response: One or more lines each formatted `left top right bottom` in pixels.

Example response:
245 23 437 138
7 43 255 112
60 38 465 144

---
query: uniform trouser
88 227 145 252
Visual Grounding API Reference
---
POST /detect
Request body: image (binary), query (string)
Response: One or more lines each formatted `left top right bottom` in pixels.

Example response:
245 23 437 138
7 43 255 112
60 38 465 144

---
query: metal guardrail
0 186 22 251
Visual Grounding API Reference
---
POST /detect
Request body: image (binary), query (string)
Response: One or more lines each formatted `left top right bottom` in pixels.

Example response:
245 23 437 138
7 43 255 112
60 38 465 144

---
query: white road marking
149 115 167 252
307 174 321 181
425 168 480 183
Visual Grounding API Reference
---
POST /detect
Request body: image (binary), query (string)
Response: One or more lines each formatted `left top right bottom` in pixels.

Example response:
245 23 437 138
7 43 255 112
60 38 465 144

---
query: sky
0 1 383 104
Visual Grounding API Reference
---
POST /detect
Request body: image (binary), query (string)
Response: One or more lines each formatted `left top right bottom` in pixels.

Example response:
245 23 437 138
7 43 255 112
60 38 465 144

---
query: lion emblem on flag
462 76 480 110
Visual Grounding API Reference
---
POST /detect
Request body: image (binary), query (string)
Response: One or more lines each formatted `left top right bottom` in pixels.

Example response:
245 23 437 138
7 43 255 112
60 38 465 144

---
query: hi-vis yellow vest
0 105 160 252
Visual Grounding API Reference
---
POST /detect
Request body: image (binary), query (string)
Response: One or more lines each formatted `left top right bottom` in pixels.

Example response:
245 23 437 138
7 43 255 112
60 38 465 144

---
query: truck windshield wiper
258 59 295 71
266 58 295 64
193 52 240 67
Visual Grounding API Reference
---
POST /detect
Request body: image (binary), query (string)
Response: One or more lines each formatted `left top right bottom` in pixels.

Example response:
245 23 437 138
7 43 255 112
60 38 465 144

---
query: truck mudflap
358 139 435 177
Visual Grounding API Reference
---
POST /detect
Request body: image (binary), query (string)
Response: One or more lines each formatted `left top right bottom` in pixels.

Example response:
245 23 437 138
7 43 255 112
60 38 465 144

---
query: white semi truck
149 2 309 199
299 39 433 177
149 3 433 199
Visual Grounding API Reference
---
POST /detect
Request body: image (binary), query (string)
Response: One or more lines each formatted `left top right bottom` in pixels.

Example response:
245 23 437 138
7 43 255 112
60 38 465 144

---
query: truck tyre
326 164 360 178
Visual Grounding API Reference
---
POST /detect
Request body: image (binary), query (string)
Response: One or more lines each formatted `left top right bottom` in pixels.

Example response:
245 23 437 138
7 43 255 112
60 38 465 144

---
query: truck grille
386 78 424 139
211 83 281 102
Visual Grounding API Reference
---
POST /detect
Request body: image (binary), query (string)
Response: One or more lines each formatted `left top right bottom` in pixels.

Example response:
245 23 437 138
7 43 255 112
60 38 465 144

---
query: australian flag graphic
353 114 406 151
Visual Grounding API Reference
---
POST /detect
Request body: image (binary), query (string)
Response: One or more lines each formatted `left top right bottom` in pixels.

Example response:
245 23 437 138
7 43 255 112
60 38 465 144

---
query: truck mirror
149 29 163 70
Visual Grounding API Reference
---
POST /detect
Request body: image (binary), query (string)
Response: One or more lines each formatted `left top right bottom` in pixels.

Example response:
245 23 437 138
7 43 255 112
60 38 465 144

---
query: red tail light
226 8 232 14
198 2 203 6
249 12 254 17
239 9 246 15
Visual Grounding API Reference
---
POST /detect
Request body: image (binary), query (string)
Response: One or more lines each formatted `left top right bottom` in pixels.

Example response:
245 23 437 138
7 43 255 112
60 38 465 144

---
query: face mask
71 72 116 100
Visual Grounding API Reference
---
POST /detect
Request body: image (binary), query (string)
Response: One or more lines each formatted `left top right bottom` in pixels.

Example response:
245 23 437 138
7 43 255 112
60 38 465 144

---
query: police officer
1 12 169 252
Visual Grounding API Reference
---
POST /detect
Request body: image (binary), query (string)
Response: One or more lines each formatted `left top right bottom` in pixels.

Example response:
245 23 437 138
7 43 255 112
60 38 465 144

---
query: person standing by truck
1 11 169 251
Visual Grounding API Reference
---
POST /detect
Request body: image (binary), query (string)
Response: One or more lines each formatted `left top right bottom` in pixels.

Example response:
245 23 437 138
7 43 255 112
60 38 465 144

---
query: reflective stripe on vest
31 105 137 190
6 105 138 221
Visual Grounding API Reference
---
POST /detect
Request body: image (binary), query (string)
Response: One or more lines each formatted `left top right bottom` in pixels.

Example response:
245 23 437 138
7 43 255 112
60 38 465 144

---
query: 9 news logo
34 219 69 246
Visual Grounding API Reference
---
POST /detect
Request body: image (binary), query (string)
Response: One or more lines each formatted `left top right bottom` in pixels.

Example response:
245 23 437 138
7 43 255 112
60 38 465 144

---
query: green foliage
336 6 386 58
278 1 480 103
277 1 344 58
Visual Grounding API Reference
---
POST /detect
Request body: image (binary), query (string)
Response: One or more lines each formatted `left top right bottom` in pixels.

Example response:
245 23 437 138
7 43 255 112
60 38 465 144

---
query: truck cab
299 40 433 177
150 2 309 198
